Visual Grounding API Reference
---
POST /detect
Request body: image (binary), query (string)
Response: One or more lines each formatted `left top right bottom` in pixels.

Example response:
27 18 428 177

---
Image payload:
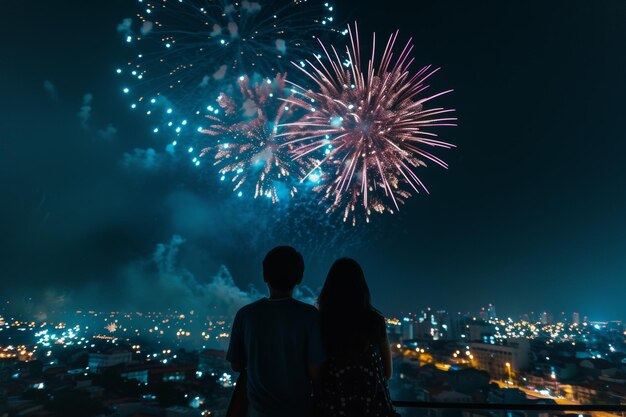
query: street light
551 371 559 396
505 362 512 384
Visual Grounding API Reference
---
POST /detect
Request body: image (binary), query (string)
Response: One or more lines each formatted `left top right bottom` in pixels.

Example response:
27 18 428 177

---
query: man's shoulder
289 298 319 314
236 298 319 319
236 298 267 316
284 299 321 323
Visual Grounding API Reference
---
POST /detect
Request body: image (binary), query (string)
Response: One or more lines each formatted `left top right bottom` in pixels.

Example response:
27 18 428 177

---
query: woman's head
318 258 371 313
318 258 379 357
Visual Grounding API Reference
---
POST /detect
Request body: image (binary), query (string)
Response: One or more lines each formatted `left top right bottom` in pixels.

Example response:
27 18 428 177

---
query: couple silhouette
226 246 398 417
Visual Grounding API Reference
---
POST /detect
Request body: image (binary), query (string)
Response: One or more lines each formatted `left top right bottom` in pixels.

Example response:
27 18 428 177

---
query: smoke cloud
43 80 58 100
77 93 93 128
116 235 260 316
241 1 261 12
116 18 132 38
141 21 153 35
122 147 162 170
98 124 117 140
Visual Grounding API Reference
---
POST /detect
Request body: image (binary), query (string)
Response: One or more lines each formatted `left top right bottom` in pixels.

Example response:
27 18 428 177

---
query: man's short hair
263 246 304 291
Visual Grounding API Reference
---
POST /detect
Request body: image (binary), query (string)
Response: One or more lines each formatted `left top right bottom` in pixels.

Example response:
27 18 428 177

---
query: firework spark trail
200 73 315 203
116 0 339 134
278 23 457 225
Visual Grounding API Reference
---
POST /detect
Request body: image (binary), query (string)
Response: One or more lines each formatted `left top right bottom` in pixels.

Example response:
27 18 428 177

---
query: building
432 389 473 403
149 364 197 384
468 322 496 343
447 368 490 397
401 317 414 341
470 339 531 381
540 312 554 325
88 348 133 373
166 406 203 417
198 349 227 376
121 366 149 384
0 386 6 417
579 358 620 378
424 310 453 341
414 318 431 340
120 364 197 385
488 388 556 417
572 312 580 325
564 383 599 404
447 313 466 341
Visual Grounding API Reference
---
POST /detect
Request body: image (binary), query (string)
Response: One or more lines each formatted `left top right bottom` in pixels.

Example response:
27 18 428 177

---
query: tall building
447 313 465 341
540 311 554 325
572 312 580 325
401 317 414 341
414 318 431 340
431 310 452 341
606 321 624 345
487 304 497 320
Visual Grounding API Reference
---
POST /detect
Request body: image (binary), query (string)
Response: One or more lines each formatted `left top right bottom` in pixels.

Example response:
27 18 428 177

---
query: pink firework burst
279 23 457 224
200 73 307 203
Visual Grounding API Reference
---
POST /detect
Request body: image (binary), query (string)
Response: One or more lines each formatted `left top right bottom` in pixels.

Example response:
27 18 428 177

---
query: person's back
230 298 321 416
226 246 324 417
317 258 397 417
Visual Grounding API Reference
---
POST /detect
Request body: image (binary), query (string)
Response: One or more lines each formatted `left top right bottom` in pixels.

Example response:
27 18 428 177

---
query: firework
116 0 339 134
280 23 457 224
200 73 316 203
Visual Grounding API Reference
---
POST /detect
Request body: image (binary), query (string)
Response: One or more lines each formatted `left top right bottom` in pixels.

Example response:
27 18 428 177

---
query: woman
317 258 398 417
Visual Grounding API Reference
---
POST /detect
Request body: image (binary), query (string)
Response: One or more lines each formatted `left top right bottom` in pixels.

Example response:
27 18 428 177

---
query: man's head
263 246 304 291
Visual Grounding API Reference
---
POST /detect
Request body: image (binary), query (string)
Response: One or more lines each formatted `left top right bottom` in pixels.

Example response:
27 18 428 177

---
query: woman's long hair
318 258 376 358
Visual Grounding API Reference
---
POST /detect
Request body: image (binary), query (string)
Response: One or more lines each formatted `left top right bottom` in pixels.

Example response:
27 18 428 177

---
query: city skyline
2 293 624 415
2 297 623 326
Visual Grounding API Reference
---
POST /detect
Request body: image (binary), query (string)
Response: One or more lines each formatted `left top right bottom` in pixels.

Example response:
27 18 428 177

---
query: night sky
1 0 625 320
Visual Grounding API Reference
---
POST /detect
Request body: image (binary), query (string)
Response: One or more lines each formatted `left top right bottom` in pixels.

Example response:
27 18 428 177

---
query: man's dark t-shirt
226 297 325 417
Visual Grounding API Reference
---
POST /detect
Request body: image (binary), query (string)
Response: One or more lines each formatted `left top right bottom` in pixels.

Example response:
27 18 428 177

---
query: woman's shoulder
367 308 386 336
367 308 385 323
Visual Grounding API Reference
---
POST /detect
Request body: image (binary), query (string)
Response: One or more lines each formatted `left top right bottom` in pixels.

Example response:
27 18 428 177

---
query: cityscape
1 302 624 416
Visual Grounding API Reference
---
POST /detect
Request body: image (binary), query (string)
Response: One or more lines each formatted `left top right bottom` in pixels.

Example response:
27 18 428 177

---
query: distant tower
487 304 497 320
572 312 580 325
479 307 488 321
540 311 554 325
401 317 414 341
432 310 451 340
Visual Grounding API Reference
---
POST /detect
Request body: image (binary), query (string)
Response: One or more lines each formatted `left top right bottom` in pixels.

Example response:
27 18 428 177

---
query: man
227 246 325 417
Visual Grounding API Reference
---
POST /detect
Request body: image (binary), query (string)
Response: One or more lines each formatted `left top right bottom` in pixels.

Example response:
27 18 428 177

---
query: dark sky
1 0 625 320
